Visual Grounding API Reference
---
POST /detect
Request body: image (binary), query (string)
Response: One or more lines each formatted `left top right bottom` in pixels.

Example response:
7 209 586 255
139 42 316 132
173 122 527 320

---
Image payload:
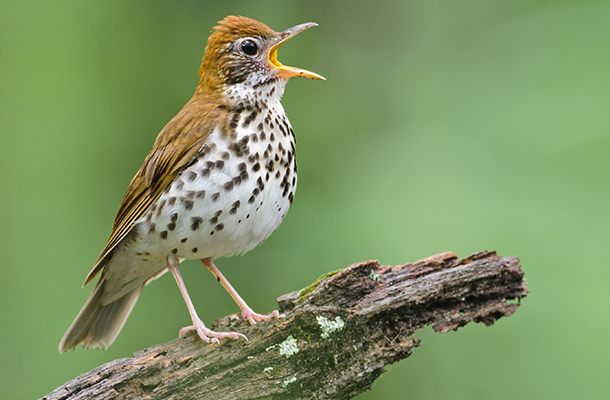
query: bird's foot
241 307 283 325
179 318 247 343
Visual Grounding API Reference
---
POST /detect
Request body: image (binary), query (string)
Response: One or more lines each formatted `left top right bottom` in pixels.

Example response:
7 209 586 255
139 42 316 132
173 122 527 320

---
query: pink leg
167 257 246 343
201 258 281 325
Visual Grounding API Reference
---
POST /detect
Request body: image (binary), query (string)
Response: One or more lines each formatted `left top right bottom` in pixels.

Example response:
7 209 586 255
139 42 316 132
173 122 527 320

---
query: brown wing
83 95 227 286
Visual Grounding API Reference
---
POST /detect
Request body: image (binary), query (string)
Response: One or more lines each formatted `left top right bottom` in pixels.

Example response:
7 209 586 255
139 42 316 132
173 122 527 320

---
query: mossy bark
44 251 527 400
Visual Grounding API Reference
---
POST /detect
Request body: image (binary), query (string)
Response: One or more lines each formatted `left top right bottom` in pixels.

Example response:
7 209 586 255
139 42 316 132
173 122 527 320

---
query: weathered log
44 251 527 400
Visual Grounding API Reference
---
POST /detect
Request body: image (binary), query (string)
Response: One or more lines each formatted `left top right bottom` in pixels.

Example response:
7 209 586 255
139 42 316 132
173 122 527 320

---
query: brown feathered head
197 16 325 90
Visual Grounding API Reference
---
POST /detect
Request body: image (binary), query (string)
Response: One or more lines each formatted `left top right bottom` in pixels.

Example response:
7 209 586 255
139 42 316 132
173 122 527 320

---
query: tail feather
59 279 143 352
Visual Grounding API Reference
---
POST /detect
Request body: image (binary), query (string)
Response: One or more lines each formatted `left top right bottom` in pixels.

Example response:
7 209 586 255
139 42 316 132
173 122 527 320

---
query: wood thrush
59 16 324 352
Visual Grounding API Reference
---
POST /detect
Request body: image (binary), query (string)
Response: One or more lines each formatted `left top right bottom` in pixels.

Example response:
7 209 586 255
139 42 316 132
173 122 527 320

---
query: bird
59 16 325 352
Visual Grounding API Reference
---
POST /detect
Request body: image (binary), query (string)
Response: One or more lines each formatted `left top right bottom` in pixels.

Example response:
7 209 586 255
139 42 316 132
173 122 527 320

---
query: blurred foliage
1 0 609 398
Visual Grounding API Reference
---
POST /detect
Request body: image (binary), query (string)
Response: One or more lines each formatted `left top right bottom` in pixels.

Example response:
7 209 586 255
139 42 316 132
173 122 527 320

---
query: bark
44 251 527 400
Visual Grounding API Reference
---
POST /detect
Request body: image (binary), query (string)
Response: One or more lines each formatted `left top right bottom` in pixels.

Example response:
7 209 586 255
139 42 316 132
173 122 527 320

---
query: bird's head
197 16 325 95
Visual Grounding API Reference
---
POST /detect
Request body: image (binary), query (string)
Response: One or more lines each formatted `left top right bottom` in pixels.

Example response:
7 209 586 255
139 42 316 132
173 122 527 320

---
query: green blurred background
2 0 609 398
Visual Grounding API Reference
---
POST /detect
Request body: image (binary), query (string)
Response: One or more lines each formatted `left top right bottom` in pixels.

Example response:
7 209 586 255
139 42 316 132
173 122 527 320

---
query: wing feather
83 95 227 286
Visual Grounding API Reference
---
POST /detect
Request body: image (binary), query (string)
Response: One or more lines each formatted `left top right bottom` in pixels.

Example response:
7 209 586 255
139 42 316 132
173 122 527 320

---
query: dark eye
240 40 258 56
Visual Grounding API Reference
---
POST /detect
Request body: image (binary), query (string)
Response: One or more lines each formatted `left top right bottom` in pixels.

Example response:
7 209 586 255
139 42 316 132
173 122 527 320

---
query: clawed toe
179 320 247 343
242 308 281 325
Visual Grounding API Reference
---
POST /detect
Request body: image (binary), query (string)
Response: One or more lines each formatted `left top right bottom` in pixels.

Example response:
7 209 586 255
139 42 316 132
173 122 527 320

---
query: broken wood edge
43 250 527 400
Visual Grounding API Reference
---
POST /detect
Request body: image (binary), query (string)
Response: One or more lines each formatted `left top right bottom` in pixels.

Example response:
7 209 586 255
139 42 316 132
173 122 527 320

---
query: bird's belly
133 124 297 261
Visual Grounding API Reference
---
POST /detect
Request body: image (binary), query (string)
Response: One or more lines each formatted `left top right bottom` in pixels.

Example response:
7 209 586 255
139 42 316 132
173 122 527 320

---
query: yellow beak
268 22 326 80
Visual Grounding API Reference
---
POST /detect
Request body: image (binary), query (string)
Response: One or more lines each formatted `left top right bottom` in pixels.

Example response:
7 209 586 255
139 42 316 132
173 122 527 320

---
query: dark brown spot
195 190 206 199
181 237 188 243
156 199 166 214
209 216 218 224
170 213 178 222
266 160 274 172
270 133 275 142
172 248 178 254
242 111 257 128
266 172 270 181
248 195 255 204
181 199 194 210
288 192 294 204
187 171 197 181
276 171 281 179
168 197 176 206
238 162 247 171
215 223 224 231
260 131 266 140
215 160 225 169
253 162 260 171
214 210 222 217
250 133 258 143
192 247 198 253
221 151 230 160
149 223 156 233
224 181 234 191
240 170 248 180
160 231 168 239
175 180 184 190
211 192 220 202
201 168 210 177
229 142 245 157
191 217 202 230
167 222 176 231
252 188 260 196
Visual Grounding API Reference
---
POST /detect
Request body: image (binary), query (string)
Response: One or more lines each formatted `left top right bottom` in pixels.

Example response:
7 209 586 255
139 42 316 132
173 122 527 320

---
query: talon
179 319 247 343
241 308 281 325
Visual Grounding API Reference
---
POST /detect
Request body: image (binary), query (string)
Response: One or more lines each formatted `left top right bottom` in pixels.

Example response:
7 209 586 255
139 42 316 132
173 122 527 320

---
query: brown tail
59 279 143 352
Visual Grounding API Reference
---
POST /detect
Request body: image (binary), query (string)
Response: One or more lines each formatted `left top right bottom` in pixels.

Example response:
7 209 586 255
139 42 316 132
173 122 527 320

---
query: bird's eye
240 40 258 56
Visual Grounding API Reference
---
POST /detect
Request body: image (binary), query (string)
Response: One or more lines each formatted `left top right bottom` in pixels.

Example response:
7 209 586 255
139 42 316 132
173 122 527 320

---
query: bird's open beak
268 22 326 81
